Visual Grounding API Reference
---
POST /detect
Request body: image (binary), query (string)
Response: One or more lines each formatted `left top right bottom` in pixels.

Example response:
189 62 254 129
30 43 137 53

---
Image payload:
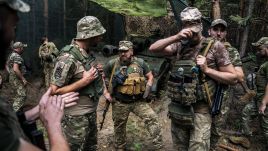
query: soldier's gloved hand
143 84 152 99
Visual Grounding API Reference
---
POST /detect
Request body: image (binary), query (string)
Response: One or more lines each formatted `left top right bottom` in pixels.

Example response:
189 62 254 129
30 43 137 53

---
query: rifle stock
100 100 110 130
211 84 224 116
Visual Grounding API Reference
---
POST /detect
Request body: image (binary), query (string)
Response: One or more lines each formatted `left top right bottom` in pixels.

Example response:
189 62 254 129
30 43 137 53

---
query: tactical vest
116 58 146 95
60 45 103 101
167 39 213 105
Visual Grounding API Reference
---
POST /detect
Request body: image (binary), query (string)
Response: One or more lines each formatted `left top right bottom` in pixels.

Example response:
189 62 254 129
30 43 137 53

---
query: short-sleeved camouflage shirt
51 44 100 115
7 52 26 75
224 42 242 67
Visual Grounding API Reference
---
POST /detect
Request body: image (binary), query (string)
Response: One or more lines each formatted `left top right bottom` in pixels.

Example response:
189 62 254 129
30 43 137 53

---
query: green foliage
89 0 167 17
229 15 251 27
133 143 142 151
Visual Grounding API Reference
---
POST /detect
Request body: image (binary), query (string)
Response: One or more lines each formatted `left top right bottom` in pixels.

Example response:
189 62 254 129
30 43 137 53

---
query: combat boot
228 136 251 149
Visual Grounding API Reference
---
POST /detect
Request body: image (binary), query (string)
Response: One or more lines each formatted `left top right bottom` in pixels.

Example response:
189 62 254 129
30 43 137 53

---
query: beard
120 57 132 66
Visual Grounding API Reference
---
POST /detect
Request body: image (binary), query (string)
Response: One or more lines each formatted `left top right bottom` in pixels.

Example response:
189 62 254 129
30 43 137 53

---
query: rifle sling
201 40 214 107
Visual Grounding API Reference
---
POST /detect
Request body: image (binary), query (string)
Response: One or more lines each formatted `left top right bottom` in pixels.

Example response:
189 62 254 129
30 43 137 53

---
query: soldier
6 41 28 111
0 0 79 150
208 19 245 147
39 36 59 88
241 37 268 148
149 7 237 150
50 16 109 151
103 40 163 151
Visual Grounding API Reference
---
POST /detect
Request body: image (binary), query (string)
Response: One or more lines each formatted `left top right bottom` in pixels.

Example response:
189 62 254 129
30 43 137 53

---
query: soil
0 53 266 151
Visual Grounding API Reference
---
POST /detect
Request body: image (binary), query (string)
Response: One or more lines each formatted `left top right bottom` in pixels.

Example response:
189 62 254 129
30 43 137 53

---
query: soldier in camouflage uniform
208 19 245 147
50 16 108 151
104 41 163 151
39 36 59 88
6 41 28 111
241 37 268 147
149 7 238 151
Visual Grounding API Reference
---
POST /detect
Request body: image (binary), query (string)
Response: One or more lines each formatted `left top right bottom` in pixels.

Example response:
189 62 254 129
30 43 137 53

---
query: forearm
46 123 69 151
235 67 245 83
204 67 238 85
54 78 92 95
261 85 268 105
149 35 178 52
14 68 25 81
24 106 39 121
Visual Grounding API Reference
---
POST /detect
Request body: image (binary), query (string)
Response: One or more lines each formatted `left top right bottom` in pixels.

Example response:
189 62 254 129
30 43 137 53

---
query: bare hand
259 103 267 115
176 28 193 41
196 55 208 72
61 92 79 107
103 92 113 102
39 87 53 107
83 66 98 84
40 95 64 128
22 78 27 86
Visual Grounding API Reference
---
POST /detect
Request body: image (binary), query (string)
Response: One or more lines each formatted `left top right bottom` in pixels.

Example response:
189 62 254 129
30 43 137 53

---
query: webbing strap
108 59 119 93
201 39 214 107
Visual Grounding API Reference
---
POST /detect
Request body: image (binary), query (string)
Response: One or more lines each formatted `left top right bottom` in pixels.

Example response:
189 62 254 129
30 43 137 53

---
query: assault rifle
211 84 224 117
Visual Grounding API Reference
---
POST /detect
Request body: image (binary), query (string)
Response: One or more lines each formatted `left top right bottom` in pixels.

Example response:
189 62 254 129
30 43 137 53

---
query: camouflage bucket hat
211 19 227 27
118 41 133 51
180 7 202 22
75 16 106 40
180 7 202 33
0 0 30 13
13 42 27 49
252 37 268 47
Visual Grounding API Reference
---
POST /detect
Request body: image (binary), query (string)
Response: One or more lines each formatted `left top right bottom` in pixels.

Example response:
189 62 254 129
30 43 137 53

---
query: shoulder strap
202 39 214 56
61 45 87 64
108 59 119 93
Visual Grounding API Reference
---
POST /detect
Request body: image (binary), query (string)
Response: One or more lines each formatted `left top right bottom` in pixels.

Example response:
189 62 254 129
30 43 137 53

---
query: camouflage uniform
6 42 27 111
166 7 232 151
242 37 268 139
39 42 59 88
209 19 243 141
51 16 106 151
104 41 163 150
211 42 243 146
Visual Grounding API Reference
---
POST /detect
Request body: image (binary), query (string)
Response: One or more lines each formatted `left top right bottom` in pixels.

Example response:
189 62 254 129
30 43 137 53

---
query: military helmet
0 0 30 13
119 41 133 51
211 19 227 28
13 41 27 49
75 16 106 40
252 37 268 47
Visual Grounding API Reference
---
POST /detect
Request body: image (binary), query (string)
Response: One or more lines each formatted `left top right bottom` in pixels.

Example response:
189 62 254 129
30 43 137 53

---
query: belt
169 74 193 83
114 92 143 103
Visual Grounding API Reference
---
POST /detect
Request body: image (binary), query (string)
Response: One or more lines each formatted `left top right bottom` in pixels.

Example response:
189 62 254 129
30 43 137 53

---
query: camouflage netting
124 3 178 37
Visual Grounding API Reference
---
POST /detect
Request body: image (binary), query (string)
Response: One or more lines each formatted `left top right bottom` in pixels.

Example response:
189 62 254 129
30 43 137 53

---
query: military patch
54 62 65 79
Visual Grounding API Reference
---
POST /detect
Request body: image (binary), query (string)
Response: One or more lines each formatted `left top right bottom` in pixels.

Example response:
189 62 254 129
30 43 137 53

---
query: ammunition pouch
112 72 128 88
168 102 194 128
117 77 146 95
